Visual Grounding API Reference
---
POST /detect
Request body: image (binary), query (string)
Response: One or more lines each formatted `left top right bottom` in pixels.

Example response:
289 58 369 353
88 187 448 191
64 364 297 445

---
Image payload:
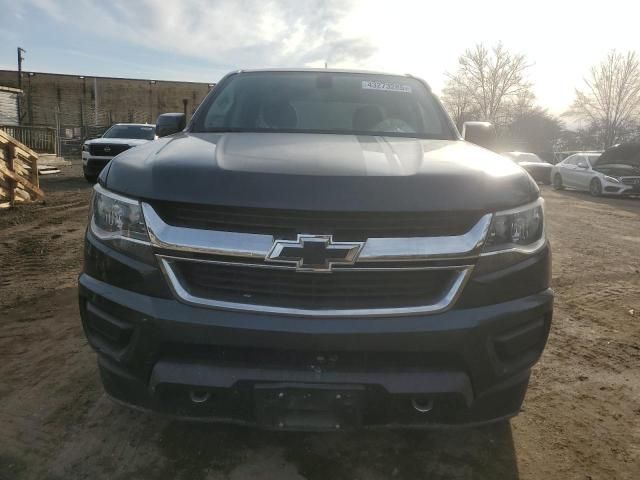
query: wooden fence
0 129 44 208
0 125 57 154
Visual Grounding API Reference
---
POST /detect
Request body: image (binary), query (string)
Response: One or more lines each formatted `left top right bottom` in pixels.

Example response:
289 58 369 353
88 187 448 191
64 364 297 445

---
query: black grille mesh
152 201 482 240
89 144 131 156
174 261 456 310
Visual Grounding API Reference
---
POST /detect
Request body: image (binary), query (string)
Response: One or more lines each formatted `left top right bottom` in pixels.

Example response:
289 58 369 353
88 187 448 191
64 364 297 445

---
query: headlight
82 143 90 152
603 175 620 183
482 198 545 254
89 184 154 262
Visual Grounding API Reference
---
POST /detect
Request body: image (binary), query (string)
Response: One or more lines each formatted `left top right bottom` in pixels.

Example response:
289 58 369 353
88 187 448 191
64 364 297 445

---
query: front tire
589 178 602 197
552 174 564 190
84 174 98 183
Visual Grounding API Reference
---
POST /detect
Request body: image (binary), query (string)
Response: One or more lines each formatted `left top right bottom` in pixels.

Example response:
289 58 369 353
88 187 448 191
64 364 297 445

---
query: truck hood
86 138 151 147
104 132 538 213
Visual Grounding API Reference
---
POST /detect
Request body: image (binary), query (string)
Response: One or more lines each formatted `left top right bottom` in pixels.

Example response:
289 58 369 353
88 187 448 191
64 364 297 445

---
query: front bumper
82 153 114 177
78 239 553 429
603 182 640 195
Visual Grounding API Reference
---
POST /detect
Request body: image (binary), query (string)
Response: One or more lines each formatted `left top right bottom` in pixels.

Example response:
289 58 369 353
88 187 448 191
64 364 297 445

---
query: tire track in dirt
0 175 90 310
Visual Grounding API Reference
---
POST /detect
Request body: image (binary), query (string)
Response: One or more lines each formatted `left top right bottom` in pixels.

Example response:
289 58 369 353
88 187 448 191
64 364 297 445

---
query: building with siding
0 86 21 126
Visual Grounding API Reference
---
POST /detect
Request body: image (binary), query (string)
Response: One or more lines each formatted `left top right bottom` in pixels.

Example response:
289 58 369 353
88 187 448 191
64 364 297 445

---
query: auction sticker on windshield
362 80 412 93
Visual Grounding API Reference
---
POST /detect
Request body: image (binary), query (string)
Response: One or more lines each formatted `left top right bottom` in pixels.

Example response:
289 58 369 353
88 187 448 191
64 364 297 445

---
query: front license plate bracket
253 383 364 431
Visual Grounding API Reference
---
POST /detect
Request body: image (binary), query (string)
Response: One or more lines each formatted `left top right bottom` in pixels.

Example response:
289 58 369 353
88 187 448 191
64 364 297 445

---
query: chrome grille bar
142 202 490 316
142 203 273 258
142 203 492 262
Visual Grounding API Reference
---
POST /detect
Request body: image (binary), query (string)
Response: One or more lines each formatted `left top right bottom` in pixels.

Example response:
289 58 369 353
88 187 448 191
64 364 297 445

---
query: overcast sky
0 0 638 114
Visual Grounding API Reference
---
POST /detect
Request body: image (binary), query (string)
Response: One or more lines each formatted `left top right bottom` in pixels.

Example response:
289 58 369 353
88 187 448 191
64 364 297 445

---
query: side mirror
577 162 588 169
461 121 497 151
155 113 186 137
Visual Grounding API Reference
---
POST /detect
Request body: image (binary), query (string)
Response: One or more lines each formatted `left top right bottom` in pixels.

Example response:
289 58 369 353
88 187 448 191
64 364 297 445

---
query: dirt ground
0 163 638 480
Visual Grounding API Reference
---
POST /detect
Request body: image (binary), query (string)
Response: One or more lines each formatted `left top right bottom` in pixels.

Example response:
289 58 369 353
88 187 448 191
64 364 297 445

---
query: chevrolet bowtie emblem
266 235 364 272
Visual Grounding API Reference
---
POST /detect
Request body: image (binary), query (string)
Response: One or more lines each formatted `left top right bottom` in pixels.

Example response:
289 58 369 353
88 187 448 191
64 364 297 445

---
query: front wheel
84 174 98 183
552 174 564 190
589 178 602 197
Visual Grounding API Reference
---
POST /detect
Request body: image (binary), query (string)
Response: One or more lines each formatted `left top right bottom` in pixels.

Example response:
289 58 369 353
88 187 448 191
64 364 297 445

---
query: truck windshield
103 125 155 140
193 71 455 139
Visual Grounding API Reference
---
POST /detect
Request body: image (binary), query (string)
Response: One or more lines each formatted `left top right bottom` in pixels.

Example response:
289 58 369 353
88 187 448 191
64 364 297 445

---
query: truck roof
231 68 430 90
235 67 407 76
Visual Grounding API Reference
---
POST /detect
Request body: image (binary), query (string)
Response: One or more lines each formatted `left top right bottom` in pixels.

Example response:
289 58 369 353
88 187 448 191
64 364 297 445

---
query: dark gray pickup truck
79 69 553 430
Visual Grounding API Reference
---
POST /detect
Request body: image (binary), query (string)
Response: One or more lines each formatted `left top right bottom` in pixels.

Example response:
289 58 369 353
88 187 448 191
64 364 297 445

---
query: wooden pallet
0 129 44 209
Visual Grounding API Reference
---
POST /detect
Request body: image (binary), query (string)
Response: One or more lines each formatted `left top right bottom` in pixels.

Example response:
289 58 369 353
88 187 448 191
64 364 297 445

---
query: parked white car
82 123 156 182
551 146 640 196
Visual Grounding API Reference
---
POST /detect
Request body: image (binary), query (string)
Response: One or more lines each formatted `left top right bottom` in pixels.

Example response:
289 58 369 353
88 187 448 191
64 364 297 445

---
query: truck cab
79 69 552 430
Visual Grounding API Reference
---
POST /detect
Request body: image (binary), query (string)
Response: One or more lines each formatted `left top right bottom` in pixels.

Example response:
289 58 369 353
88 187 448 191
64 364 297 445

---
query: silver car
551 148 640 196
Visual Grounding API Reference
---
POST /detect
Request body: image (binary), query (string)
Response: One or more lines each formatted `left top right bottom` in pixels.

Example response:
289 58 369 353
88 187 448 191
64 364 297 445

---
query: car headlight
82 143 90 152
603 175 620 183
89 184 154 262
482 198 545 254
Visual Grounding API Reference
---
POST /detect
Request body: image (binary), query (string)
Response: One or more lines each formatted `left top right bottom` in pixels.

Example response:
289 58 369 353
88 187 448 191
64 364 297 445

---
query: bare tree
571 50 640 148
441 74 473 131
443 43 533 127
505 89 536 121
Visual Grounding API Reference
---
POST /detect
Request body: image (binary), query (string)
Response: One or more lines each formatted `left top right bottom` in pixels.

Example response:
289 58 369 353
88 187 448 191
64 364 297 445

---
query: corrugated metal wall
0 88 20 126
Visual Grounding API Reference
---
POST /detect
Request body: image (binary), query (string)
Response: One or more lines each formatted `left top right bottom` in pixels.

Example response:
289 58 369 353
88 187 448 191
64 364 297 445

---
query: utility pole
94 77 98 125
17 47 25 89
17 47 26 124
79 76 86 137
148 80 156 123
27 72 34 125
